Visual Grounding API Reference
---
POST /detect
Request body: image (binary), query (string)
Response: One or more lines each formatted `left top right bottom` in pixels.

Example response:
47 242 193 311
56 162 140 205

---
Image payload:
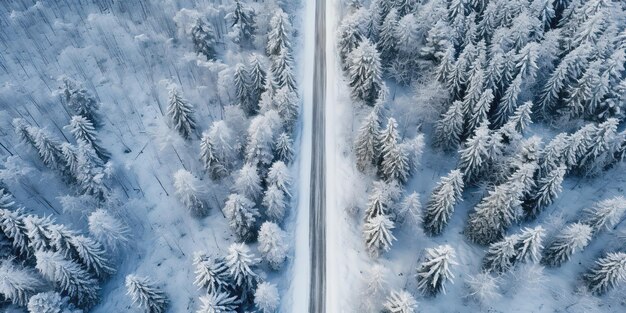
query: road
309 0 326 311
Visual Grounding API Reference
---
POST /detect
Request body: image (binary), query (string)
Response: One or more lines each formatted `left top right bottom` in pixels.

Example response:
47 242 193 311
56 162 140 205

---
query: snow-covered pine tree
355 107 382 171
75 141 109 200
69 235 115 277
125 274 168 313
398 192 421 227
88 209 130 253
225 243 259 297
585 252 626 296
458 121 491 184
271 48 297 92
530 0 555 29
234 163 262 201
435 46 455 85
191 18 217 61
423 169 464 236
377 8 398 67
380 118 410 183
223 194 259 242
193 252 231 295
273 86 299 130
246 110 281 168
383 289 418 313
363 214 396 258
338 11 365 66
173 169 209 217
434 101 464 151
24 214 53 252
577 118 620 175
60 77 100 126
201 132 227 180
538 133 569 176
0 208 30 256
465 272 500 305
267 161 291 197
248 54 267 107
0 259 42 306
348 39 383 105
482 234 518 273
390 13 419 85
167 87 196 140
465 89 493 138
421 19 452 62
198 291 240 313
523 165 566 219
365 180 401 220
465 183 522 245
234 62 254 116
502 101 533 135
362 263 389 306
0 189 15 210
266 8 291 57
416 245 457 296
27 291 79 313
541 222 592 267
35 250 100 307
20 124 66 173
448 42 475 99
68 115 109 162
227 0 256 46
12 118 36 147
494 75 522 127
514 226 545 263
461 65 486 127
257 222 289 270
60 143 79 180
274 132 294 164
262 185 287 222
583 196 626 233
254 282 280 313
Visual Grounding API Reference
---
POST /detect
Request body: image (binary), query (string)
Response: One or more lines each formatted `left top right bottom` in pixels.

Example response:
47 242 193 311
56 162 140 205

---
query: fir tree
398 192 421 227
173 169 209 217
248 54 267 107
423 170 464 236
514 226 545 263
274 132 294 164
365 180 401 220
266 9 291 57
416 245 457 296
35 250 100 307
458 121 491 184
227 0 256 46
0 259 42 306
234 62 254 116
75 141 109 200
421 20 452 62
255 282 280 313
436 47 455 84
223 194 259 242
68 115 109 161
585 252 626 296
380 118 410 183
482 235 518 273
494 76 522 127
27 291 78 313
198 291 240 313
541 223 592 267
338 11 365 65
377 9 398 67
257 222 289 270
434 101 464 151
60 77 100 126
193 252 231 295
271 48 297 92
355 107 382 171
125 274 169 313
225 243 259 297
30 127 66 172
348 39 383 105
234 163 262 201
262 185 287 222
503 101 533 135
0 189 15 209
465 272 500 305
465 89 493 137
363 214 396 258
465 183 522 245
24 214 53 252
583 196 626 233
273 86 299 129
267 161 291 197
201 132 227 180
383 289 418 313
191 18 217 61
523 165 566 219
0 208 30 256
88 209 130 253
167 87 196 140
69 235 115 277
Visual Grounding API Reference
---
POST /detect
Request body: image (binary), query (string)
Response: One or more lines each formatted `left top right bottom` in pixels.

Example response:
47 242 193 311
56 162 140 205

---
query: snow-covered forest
332 0 626 312
0 0 303 312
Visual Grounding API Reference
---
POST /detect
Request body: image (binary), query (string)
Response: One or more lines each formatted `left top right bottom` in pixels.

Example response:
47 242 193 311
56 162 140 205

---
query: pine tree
167 87 196 140
462 66 486 125
416 245 457 296
255 282 280 313
523 165 566 219
338 12 364 65
258 222 289 270
377 9 398 67
24 214 53 252
421 19 452 62
434 101 464 151
348 39 383 105
266 9 291 57
383 289 418 313
273 86 299 129
465 183 522 245
365 180 401 220
223 194 259 241
465 89 493 137
267 161 291 197
29 127 66 172
436 47 455 85
583 196 626 233
541 223 592 267
538 133 569 176
390 13 419 84
60 143 79 180
355 108 382 171
193 252 231 295
514 226 545 263
494 76 522 127
380 119 410 183
201 132 227 180
68 115 109 161
225 243 259 297
27 291 78 313
503 101 533 134
227 0 256 46
35 250 100 307
0 259 42 306
248 54 267 107
271 48 297 92
578 118 620 174
125 274 168 313
0 208 30 256
458 121 491 184
398 192 421 227
245 110 280 168
75 141 109 200
60 77 100 126
274 132 294 164
262 185 287 222
234 62 253 115
363 214 396 258
585 252 626 296
191 18 217 61
465 272 500 305
173 169 209 217
0 189 15 210
198 291 240 313
69 235 115 277
88 209 130 253
482 235 518 273
530 0 555 29
234 163 262 201
423 170 464 236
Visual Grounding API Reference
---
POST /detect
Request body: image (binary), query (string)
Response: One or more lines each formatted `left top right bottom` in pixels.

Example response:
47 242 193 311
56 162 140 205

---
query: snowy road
309 0 326 311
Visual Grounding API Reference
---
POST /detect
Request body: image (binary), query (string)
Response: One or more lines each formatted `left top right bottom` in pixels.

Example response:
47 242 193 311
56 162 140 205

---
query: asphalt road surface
308 0 326 311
